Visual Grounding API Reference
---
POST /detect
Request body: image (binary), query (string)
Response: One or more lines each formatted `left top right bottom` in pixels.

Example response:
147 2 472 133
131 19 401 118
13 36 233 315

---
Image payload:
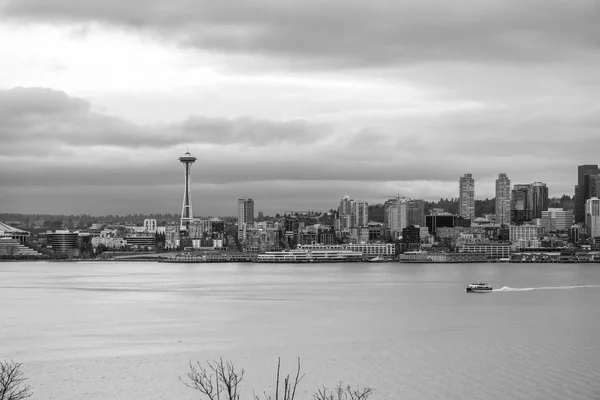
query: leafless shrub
313 382 374 400
181 358 244 400
0 360 33 400
253 358 304 400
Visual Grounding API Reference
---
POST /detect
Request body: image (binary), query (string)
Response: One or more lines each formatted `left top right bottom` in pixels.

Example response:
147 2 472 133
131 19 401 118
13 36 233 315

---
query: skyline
2 0 600 215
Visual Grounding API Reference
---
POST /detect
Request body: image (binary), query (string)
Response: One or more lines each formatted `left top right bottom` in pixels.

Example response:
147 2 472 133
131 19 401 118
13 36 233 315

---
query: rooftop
179 151 197 163
0 221 28 234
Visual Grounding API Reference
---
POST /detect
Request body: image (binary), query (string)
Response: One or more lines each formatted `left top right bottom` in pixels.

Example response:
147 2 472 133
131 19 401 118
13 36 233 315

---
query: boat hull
466 287 493 293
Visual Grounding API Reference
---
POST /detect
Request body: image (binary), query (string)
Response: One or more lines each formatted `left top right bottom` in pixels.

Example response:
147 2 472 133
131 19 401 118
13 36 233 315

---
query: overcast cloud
0 0 599 215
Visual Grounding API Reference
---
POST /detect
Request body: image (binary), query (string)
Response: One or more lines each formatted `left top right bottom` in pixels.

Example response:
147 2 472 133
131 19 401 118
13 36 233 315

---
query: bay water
1 261 599 399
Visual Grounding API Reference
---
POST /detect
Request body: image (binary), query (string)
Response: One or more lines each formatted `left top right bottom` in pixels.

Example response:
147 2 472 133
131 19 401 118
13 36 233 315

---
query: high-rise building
353 200 369 228
337 196 368 230
383 198 399 235
459 173 475 222
576 165 599 223
407 199 425 226
495 173 511 225
510 182 549 224
585 197 600 238
338 196 355 230
237 198 254 239
179 151 197 232
531 182 549 219
511 184 532 225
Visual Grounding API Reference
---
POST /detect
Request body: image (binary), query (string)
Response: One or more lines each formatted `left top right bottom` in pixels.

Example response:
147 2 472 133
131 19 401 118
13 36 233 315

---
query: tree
313 383 374 400
181 358 303 400
0 360 33 400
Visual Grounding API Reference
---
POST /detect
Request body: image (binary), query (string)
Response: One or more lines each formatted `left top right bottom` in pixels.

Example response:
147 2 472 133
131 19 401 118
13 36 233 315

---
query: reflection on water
1 262 600 400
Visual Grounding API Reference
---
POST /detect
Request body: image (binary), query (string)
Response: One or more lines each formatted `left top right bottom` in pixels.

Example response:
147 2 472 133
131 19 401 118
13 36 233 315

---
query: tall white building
495 173 511 225
585 197 600 238
353 200 369 228
337 196 368 231
383 197 409 238
459 173 475 222
237 198 254 239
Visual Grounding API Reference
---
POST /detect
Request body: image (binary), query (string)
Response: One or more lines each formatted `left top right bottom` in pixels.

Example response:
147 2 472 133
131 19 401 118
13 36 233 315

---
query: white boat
466 282 493 293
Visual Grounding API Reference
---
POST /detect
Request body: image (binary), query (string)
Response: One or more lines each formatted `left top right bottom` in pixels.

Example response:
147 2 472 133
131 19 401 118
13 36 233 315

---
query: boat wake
493 285 600 292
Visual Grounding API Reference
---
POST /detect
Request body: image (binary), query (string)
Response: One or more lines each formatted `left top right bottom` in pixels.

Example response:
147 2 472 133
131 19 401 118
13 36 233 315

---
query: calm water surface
1 261 600 400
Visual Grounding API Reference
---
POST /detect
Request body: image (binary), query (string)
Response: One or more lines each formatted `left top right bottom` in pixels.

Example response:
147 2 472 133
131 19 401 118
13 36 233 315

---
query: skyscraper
585 197 600 238
237 198 254 239
338 196 355 230
576 165 599 223
353 200 369 228
531 182 549 219
337 196 368 230
179 150 197 232
495 173 511 225
407 199 425 226
383 198 399 236
459 173 475 222
511 184 532 225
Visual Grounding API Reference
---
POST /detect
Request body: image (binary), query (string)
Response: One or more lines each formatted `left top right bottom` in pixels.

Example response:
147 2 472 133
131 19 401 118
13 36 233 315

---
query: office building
576 165 599 223
459 173 475 222
49 230 79 254
585 197 600 238
541 209 574 231
511 184 532 225
531 182 549 219
495 173 511 225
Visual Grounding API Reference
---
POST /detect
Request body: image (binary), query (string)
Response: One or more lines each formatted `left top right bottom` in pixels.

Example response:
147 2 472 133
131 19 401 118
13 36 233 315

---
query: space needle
179 149 197 232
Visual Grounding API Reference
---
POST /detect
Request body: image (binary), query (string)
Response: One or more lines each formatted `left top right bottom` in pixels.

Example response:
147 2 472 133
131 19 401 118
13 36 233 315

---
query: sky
1 0 600 217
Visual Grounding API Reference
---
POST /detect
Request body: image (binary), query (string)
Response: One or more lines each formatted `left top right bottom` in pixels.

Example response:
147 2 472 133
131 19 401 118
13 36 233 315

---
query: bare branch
0 360 33 400
181 359 244 400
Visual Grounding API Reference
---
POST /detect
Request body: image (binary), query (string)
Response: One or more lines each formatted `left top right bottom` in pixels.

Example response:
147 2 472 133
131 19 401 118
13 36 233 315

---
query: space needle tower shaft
179 150 197 231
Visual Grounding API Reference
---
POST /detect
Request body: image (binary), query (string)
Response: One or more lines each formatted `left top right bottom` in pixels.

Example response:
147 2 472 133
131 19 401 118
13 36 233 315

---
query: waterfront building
0 238 42 257
585 197 600 238
495 173 511 225
0 222 30 244
459 173 475 222
237 198 255 239
509 225 541 248
49 230 79 255
165 222 180 249
179 150 197 232
399 251 487 263
297 243 395 257
575 165 600 223
124 233 156 249
460 243 511 260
